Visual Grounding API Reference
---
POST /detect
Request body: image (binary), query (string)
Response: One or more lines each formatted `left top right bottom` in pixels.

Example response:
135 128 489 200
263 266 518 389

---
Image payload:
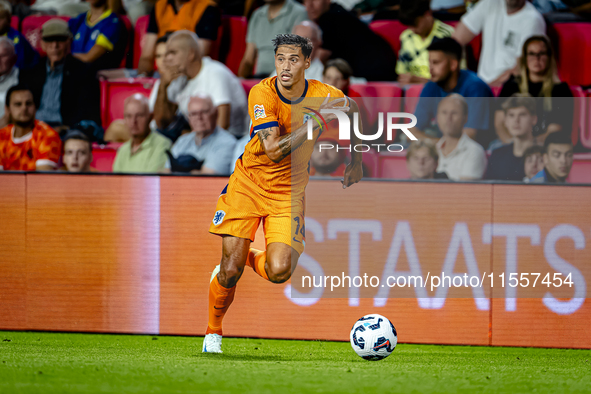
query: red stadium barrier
133 15 149 69
100 78 156 127
22 15 70 56
2 174 589 348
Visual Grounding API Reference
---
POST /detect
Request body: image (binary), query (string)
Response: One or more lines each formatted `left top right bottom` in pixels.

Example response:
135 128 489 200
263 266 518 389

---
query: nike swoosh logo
292 237 302 243
213 306 224 310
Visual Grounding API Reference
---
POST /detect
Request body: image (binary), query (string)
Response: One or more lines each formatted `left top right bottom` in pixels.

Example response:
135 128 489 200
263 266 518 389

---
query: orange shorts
208 175 306 255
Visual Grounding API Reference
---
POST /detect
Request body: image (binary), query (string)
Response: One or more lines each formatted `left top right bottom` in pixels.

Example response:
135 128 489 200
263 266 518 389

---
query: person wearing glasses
495 35 573 145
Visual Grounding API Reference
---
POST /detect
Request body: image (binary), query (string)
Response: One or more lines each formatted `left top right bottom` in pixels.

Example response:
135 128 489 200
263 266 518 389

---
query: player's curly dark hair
272 34 313 58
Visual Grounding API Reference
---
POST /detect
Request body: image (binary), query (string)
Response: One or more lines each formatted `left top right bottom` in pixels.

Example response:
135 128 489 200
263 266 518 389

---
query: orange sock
206 275 236 336
246 248 269 280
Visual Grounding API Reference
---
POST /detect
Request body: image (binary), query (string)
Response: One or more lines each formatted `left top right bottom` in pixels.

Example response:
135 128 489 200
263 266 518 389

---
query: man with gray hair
0 0 39 69
154 30 248 139
435 94 487 180
113 93 171 173
162 95 236 175
0 37 18 124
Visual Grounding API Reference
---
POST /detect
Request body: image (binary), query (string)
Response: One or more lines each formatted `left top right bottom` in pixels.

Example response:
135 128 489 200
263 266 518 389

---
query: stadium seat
491 86 502 97
22 15 70 56
218 16 247 75
241 79 261 98
377 152 409 179
584 89 591 149
369 20 407 54
548 22 591 86
91 142 122 172
133 15 149 69
11 16 18 31
570 85 585 147
119 15 133 69
100 78 156 127
349 82 403 141
403 83 425 114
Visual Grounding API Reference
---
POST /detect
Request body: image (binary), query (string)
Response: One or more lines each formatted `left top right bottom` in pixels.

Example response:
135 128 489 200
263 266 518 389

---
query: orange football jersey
0 120 62 171
234 77 348 200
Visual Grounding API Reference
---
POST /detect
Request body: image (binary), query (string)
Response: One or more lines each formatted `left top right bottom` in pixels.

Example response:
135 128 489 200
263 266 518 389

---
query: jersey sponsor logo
253 105 266 120
212 210 226 226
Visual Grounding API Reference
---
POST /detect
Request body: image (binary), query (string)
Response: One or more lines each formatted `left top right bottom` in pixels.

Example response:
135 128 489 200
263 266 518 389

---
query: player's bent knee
267 258 292 284
218 263 244 287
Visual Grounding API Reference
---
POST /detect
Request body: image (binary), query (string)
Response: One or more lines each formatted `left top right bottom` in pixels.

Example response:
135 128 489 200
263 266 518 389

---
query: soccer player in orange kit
203 34 363 352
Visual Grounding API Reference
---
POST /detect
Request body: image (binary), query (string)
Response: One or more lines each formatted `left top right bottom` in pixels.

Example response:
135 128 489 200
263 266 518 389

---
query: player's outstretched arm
258 95 349 163
342 98 363 188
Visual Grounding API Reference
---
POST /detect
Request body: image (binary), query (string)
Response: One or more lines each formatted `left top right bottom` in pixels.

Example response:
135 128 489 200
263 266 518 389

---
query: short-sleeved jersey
69 10 121 54
0 120 61 171
233 77 348 200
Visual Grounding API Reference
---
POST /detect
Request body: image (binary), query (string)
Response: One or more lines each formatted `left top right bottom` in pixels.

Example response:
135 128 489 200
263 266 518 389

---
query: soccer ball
350 314 397 361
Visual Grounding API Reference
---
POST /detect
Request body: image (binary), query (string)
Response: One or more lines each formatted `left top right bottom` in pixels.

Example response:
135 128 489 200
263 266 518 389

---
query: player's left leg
264 242 300 283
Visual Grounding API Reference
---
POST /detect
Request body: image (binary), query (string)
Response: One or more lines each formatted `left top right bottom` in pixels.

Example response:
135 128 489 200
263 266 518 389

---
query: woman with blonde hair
495 35 573 144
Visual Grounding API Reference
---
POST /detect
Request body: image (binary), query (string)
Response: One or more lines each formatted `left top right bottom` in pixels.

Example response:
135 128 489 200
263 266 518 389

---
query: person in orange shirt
0 85 61 171
203 34 364 353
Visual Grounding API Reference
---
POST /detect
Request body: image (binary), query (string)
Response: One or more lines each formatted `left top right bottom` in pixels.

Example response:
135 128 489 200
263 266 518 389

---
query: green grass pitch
0 331 589 393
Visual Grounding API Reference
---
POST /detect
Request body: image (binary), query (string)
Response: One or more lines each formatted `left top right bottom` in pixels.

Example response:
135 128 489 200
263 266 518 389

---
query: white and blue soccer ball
350 314 397 360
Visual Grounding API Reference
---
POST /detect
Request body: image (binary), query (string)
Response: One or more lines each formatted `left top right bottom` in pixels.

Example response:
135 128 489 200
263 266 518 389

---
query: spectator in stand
154 30 248 139
435 94 487 180
61 130 95 172
0 0 39 70
452 0 546 86
304 0 397 81
269 21 324 81
530 131 573 183
397 0 454 86
485 95 538 181
310 127 347 177
411 37 492 147
0 85 61 171
137 0 221 75
68 0 127 70
163 95 236 175
113 94 171 172
496 35 573 144
406 139 448 180
0 37 18 126
238 0 308 78
323 58 354 96
522 144 544 182
20 19 101 130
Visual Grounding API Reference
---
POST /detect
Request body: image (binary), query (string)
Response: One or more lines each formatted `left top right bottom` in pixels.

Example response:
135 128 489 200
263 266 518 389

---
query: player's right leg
203 235 251 353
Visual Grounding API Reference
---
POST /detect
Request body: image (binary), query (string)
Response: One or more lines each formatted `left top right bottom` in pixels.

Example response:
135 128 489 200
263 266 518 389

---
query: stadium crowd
0 0 587 184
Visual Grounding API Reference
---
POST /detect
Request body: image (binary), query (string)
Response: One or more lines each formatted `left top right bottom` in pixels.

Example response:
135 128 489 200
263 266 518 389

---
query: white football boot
203 265 223 353
202 333 223 353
